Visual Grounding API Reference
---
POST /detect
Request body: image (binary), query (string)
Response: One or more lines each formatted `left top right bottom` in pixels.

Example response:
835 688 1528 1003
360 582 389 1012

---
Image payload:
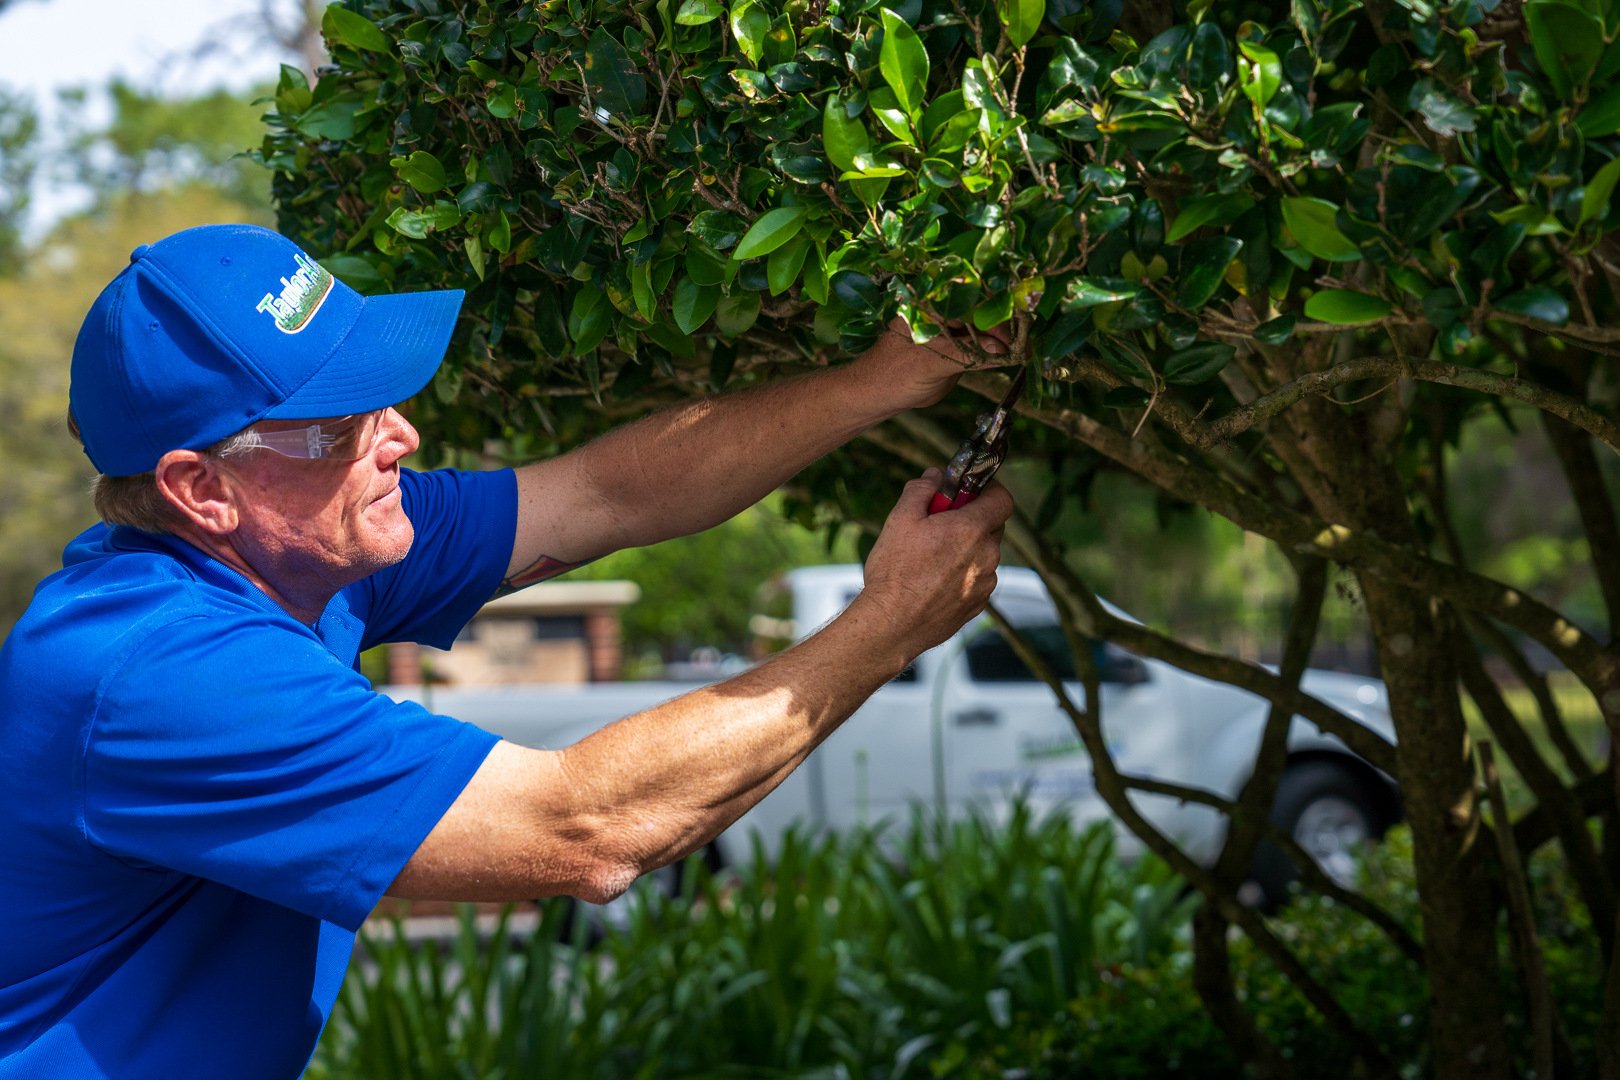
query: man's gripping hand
852 468 1014 666
857 316 1013 413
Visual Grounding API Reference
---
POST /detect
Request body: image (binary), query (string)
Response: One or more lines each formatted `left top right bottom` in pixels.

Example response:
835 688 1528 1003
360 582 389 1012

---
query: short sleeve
354 467 518 650
81 610 500 931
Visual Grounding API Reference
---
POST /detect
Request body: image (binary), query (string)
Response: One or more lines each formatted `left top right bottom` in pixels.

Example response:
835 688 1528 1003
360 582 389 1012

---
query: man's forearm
389 595 913 903
569 358 898 548
504 328 976 579
551 594 911 879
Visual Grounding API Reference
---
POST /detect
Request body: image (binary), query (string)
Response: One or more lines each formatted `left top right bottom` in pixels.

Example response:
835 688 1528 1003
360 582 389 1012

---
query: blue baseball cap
70 224 465 476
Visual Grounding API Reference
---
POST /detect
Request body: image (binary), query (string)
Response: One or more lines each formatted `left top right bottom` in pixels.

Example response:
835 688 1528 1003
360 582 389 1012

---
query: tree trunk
1359 581 1511 1077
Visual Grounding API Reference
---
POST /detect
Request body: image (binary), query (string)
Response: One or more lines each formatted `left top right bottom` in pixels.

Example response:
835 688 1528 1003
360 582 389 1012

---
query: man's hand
854 467 1014 664
855 316 1014 413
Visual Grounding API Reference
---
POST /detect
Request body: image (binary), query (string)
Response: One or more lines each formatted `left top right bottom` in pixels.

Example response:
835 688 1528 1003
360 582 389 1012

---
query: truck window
964 627 1148 685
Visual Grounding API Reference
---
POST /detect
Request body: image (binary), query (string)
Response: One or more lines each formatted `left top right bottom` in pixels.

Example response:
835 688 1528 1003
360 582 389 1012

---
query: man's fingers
895 468 944 516
944 321 1012 358
960 480 1015 525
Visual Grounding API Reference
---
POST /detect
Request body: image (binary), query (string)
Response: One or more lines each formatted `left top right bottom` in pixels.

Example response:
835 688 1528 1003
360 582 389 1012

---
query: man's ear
154 451 240 535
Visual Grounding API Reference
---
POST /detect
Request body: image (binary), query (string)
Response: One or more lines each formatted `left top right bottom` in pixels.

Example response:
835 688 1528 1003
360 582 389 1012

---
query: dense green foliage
263 0 1620 460
309 809 1199 1078
310 819 1606 1077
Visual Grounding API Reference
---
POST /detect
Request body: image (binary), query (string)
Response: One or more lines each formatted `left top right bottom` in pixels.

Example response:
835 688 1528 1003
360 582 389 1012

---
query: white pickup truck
385 565 1399 905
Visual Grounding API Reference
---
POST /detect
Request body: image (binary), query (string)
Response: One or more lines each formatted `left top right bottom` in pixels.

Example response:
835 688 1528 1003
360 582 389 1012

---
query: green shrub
311 817 1611 1077
309 805 1193 1078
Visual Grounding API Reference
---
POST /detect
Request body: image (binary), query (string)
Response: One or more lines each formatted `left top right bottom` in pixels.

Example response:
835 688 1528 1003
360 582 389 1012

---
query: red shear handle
928 489 978 515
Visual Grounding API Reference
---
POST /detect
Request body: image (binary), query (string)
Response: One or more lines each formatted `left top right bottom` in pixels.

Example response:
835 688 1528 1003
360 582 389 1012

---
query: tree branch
1052 354 1620 456
974 375 1618 696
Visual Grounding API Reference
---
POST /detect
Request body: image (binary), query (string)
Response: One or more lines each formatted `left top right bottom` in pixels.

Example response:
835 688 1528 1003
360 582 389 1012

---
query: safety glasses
237 409 387 461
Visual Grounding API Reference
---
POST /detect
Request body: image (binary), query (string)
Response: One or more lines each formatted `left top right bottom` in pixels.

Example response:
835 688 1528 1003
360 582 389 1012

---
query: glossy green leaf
831 270 882 313
1061 277 1140 310
672 277 720 333
1166 193 1253 243
1036 311 1089 361
630 261 656 321
583 28 646 118
767 62 817 93
688 211 748 251
386 202 461 238
1281 197 1362 262
767 233 811 295
1579 156 1620 226
731 2 770 64
802 246 829 304
674 0 722 25
1092 337 1150 380
879 10 929 115
1577 80 1620 137
995 0 1045 47
568 284 613 353
1162 342 1235 385
822 92 870 172
274 64 313 115
715 291 762 336
1304 288 1392 324
734 206 808 260
294 99 360 140
322 6 391 53
973 291 1014 329
393 151 447 194
1526 0 1604 99
1175 236 1242 309
486 84 517 119
1187 22 1233 93
478 213 507 257
319 254 387 294
1237 41 1282 109
1410 78 1476 137
1495 286 1570 325
1489 204 1566 235
1254 313 1297 344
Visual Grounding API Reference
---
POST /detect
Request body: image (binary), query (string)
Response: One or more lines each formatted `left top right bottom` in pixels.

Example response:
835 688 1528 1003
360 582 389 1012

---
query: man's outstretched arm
498 322 1008 589
391 473 1012 902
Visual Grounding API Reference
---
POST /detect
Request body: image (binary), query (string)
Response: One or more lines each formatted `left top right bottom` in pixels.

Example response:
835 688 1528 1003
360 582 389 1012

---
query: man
0 224 1012 1077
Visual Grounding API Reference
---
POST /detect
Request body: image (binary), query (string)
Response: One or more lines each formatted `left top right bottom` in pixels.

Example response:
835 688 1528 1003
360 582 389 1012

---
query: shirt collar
98 525 365 664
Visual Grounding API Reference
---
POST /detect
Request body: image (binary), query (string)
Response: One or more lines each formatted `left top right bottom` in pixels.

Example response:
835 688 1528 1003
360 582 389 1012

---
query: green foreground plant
309 808 1197 1079
310 816 1607 1078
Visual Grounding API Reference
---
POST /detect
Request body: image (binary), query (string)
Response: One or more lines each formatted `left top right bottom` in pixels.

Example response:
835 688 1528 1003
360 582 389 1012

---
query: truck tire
1248 760 1393 908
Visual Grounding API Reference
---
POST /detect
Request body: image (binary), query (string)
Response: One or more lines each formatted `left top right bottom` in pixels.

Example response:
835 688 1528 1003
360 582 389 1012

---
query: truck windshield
965 626 1148 685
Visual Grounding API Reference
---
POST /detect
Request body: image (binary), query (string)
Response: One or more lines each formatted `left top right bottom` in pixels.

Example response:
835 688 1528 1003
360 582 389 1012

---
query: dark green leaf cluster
261 0 1620 446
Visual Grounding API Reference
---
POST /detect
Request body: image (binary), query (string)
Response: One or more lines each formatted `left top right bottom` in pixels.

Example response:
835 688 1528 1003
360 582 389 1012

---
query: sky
0 0 305 233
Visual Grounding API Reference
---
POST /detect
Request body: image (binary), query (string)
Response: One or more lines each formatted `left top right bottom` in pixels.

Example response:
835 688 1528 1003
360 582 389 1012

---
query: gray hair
67 411 261 534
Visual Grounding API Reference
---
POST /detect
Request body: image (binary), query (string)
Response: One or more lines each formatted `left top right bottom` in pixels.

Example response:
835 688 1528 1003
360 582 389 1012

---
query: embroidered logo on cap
255 252 335 335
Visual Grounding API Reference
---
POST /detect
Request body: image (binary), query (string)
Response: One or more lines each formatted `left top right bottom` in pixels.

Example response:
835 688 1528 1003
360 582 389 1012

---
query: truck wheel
1248 761 1392 908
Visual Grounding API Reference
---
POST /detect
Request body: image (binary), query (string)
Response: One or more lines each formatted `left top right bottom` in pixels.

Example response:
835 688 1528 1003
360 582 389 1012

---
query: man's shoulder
10 527 300 681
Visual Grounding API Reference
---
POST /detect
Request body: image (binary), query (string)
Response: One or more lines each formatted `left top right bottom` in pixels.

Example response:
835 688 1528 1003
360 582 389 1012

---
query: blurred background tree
0 8 286 635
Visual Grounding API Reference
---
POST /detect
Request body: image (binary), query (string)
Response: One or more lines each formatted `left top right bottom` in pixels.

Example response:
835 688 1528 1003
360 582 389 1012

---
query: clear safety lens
242 410 385 461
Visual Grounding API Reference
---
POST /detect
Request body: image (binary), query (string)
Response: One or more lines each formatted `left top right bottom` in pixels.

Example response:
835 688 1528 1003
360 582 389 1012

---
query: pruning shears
927 367 1027 515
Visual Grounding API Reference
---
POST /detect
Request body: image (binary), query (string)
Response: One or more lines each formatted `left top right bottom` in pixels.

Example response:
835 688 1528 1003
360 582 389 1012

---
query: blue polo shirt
0 466 515 1078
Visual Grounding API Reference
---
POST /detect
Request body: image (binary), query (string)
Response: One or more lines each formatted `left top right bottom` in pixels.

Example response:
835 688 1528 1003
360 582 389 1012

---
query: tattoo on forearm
495 555 589 598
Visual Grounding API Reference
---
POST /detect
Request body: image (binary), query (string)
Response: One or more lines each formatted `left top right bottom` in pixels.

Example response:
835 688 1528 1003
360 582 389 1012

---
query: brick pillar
583 610 622 683
388 642 423 685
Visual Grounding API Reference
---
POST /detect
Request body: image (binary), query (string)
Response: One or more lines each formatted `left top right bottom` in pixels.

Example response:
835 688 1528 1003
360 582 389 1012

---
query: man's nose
378 407 420 461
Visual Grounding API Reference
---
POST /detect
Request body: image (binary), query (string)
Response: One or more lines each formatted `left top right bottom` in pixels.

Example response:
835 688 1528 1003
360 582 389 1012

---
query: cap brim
263 287 465 420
